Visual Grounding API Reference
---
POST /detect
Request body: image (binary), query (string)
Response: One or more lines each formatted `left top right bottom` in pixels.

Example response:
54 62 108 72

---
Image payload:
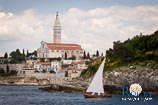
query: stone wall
0 64 24 71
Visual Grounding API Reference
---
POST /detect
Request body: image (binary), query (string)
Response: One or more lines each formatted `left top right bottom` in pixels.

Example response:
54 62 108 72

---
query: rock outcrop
103 68 158 92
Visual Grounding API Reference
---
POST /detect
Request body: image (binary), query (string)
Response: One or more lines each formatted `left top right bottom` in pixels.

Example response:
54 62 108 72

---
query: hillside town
0 12 102 81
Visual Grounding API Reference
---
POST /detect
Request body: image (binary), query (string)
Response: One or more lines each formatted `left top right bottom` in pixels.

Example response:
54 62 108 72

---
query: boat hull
83 91 112 98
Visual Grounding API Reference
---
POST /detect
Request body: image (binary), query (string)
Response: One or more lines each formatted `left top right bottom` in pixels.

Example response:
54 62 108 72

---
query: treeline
3 49 37 64
80 51 104 78
106 30 158 68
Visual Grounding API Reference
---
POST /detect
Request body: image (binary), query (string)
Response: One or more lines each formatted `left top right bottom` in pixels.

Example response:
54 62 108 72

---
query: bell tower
53 12 61 43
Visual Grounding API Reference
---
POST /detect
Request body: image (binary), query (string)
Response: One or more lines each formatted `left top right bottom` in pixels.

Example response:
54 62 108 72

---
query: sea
0 86 157 105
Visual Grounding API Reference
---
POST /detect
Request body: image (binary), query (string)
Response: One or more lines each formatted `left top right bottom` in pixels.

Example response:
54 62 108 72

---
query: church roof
46 43 83 51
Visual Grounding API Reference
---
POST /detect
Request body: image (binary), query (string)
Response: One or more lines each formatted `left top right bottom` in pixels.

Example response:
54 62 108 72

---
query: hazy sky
0 0 158 56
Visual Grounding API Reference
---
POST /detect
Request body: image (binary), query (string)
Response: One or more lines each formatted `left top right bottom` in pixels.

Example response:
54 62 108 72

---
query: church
37 12 83 60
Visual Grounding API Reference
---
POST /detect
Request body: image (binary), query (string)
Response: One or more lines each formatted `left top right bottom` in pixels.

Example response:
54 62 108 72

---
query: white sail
86 58 105 94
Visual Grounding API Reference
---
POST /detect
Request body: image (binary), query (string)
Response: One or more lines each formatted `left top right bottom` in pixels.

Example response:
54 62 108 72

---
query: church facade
37 12 83 59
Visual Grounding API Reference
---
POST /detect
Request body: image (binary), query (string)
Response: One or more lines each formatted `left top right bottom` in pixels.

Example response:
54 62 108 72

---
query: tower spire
53 12 61 43
56 11 58 16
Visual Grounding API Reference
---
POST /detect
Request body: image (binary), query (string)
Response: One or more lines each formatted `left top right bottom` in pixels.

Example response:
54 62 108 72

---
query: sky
0 0 158 56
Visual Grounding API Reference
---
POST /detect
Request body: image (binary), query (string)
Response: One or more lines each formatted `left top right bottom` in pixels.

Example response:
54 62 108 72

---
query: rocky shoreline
1 68 158 94
39 68 158 94
39 84 121 94
0 76 50 86
39 84 83 93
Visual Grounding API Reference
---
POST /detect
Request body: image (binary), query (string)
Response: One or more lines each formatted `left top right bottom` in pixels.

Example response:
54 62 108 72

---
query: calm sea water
0 86 157 105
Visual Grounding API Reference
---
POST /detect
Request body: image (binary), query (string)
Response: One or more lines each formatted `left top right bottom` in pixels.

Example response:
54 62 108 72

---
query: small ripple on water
0 86 157 105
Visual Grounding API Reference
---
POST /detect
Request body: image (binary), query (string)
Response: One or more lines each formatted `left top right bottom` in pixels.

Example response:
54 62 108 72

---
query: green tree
101 52 103 56
4 52 8 58
16 49 21 55
106 30 158 67
83 51 86 59
23 49 25 56
33 50 37 57
65 52 67 60
96 50 99 57
65 71 68 77
6 64 9 73
26 50 29 57
9 49 25 63
87 52 90 59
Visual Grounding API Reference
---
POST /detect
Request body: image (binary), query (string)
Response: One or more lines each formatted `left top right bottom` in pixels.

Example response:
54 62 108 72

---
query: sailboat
83 58 112 98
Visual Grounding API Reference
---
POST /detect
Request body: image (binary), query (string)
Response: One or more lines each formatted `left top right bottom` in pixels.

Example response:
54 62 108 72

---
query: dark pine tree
33 50 37 57
83 51 86 59
65 52 67 60
101 52 103 56
87 52 90 59
26 50 29 57
16 49 21 55
6 64 9 73
4 52 8 58
96 50 99 57
23 49 25 56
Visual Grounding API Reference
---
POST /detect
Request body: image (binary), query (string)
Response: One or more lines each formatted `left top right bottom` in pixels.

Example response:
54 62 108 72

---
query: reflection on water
0 86 157 105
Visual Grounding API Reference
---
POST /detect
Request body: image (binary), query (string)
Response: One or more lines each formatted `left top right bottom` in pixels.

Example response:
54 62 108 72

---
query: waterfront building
34 62 51 72
34 61 61 72
18 67 34 76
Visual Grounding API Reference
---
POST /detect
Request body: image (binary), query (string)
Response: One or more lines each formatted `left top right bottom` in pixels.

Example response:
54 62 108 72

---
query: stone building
34 61 61 73
37 12 83 60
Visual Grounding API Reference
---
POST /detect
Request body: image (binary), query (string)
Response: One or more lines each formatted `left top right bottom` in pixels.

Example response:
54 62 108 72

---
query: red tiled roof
72 61 85 64
46 43 83 51
37 62 51 65
67 66 75 70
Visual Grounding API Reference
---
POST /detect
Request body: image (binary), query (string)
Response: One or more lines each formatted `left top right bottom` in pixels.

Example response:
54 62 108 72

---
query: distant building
34 61 62 72
51 61 61 72
37 12 83 60
64 66 83 78
62 60 87 78
72 61 87 70
18 66 34 76
34 62 51 72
